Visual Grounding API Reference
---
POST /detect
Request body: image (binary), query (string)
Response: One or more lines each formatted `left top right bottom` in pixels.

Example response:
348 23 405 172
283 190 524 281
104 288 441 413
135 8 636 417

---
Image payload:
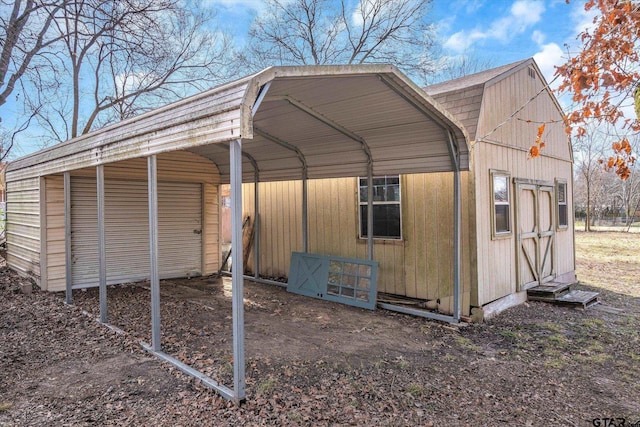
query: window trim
357 175 403 241
556 179 569 230
490 170 512 239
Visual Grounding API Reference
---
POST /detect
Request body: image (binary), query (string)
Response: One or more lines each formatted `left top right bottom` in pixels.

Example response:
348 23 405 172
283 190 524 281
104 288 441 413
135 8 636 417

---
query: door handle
193 229 202 235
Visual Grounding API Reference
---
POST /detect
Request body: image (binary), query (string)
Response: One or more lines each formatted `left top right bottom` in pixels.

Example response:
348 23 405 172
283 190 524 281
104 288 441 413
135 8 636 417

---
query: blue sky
210 0 594 83
6 0 596 158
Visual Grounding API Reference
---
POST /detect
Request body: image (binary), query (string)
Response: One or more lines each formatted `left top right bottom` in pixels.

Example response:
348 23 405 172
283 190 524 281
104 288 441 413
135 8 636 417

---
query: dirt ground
1 231 639 426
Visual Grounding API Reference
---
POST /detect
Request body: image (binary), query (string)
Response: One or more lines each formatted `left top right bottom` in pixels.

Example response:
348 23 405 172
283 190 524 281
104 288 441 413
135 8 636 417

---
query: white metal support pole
453 168 461 320
148 155 161 351
302 171 308 253
367 165 374 260
97 165 107 323
447 130 462 322
64 172 72 305
230 139 246 401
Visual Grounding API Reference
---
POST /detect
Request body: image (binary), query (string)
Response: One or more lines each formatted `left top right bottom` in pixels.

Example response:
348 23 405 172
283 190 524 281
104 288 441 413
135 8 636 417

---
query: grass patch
454 335 482 353
575 231 640 296
0 402 12 412
257 377 277 396
541 322 563 333
406 383 426 398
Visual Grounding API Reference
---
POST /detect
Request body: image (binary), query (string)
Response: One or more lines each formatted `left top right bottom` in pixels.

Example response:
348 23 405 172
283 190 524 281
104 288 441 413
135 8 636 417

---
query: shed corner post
148 155 161 351
447 130 462 322
97 165 107 323
64 172 72 305
230 138 246 401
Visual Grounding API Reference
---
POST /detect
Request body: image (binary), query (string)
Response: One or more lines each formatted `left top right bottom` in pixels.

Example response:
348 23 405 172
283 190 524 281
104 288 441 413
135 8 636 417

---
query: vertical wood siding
241 173 473 316
472 65 574 306
5 177 42 281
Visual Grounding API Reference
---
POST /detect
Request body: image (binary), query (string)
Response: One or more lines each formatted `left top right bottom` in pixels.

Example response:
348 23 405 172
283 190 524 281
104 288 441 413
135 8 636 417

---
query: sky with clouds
211 0 595 85
4 0 599 158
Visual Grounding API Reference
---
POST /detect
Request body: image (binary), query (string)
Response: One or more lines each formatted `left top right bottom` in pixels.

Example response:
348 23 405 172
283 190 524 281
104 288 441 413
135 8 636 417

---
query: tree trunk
585 182 591 232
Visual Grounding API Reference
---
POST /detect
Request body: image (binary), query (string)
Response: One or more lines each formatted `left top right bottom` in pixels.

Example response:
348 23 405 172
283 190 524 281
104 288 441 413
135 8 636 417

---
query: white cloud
443 0 545 53
570 2 598 36
533 42 564 85
531 30 545 45
205 0 265 12
443 31 474 52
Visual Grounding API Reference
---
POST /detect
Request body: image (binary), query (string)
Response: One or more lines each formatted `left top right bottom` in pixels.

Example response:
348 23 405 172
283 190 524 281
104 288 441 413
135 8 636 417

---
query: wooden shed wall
40 151 220 292
5 177 42 282
472 65 574 306
241 173 473 316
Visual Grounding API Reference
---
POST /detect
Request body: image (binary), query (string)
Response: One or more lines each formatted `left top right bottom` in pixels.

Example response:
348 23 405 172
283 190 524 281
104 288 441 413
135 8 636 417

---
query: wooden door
515 182 555 290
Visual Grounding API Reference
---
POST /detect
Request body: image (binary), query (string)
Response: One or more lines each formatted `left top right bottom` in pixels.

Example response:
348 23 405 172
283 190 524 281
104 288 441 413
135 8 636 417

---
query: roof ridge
424 58 531 95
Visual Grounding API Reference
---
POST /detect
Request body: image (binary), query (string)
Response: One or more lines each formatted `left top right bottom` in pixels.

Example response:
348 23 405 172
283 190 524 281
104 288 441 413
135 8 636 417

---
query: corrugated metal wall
5 177 42 281
70 177 202 287
39 151 220 291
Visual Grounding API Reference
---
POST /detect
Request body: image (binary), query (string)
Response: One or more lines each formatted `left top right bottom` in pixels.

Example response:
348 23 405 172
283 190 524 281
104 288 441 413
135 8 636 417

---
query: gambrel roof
424 59 562 142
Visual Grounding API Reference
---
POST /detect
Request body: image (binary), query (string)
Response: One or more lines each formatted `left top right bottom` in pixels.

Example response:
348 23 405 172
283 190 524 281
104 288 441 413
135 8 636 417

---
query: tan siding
470 65 575 307
242 174 473 315
44 175 66 291
5 177 41 281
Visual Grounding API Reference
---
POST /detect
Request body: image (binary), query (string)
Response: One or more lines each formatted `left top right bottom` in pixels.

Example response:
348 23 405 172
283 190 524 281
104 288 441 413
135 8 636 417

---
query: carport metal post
230 138 246 400
64 172 72 305
148 155 161 351
97 165 107 323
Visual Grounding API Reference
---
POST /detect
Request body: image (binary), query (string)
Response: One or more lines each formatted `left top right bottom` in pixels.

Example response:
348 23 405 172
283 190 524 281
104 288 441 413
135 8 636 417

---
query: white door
70 177 202 288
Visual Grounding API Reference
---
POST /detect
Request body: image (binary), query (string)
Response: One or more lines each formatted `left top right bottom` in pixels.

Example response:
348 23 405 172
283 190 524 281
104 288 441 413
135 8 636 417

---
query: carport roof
7 65 470 183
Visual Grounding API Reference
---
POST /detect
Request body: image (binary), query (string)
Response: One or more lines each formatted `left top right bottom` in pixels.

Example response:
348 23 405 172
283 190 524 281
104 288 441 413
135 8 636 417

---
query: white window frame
556 179 568 230
490 170 512 239
358 175 402 240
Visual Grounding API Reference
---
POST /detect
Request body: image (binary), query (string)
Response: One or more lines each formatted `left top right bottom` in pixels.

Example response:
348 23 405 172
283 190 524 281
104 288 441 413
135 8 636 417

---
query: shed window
491 171 511 236
557 180 568 228
358 176 401 239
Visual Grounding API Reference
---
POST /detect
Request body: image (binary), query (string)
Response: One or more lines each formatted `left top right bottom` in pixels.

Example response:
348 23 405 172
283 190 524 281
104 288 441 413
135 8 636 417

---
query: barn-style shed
238 58 576 320
4 64 469 401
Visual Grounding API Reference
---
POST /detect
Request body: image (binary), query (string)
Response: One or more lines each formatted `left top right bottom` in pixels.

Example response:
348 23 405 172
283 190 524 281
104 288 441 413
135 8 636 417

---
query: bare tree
241 0 437 82
41 0 233 140
0 0 64 110
573 126 609 231
2 0 233 157
0 0 67 158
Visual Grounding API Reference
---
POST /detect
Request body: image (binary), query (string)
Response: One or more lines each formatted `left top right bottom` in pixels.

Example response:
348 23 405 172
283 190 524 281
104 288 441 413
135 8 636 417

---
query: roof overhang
7 65 470 183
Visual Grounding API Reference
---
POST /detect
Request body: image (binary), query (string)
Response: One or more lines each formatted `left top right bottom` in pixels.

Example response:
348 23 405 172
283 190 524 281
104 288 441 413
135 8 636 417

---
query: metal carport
5 64 469 402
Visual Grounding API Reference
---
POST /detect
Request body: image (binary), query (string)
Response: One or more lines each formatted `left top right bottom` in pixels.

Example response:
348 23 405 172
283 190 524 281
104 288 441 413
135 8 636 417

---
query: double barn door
515 181 556 290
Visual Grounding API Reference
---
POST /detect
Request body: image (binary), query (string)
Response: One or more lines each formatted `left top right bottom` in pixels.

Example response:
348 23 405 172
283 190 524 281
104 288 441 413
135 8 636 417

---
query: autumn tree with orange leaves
554 0 639 179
